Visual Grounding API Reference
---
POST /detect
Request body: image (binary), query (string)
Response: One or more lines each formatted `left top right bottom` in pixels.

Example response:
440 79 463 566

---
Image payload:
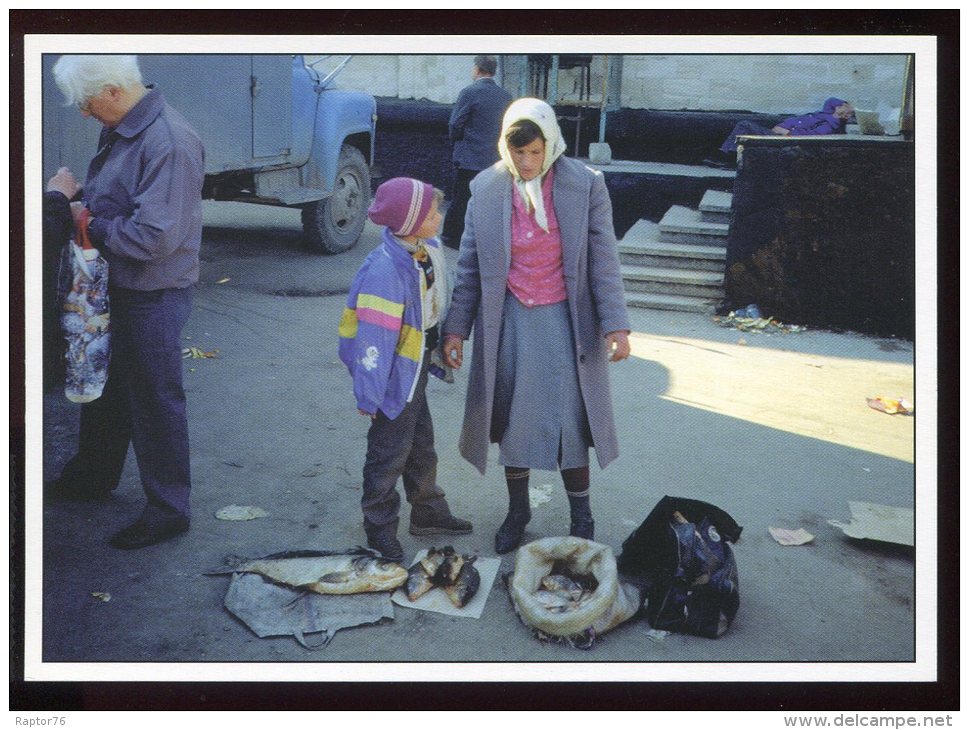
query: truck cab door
251 56 292 159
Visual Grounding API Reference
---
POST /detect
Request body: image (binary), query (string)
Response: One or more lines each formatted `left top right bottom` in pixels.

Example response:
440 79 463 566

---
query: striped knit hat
367 177 434 237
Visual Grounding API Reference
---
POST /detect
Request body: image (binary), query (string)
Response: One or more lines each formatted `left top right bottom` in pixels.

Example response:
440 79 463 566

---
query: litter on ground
866 396 914 415
215 505 269 521
529 483 554 509
828 502 914 546
183 346 219 359
714 313 807 334
768 526 815 546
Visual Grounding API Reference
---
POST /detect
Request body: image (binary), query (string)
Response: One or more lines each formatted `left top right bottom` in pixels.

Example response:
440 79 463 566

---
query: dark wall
725 138 915 339
372 98 752 238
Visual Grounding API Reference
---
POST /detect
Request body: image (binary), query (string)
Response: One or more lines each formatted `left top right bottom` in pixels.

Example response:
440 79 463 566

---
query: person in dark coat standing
440 55 512 250
48 54 205 550
442 98 631 555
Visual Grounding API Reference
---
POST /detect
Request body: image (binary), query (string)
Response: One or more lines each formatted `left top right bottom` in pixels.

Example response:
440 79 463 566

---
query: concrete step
699 189 734 224
624 291 720 314
621 264 725 299
659 205 729 246
619 220 726 272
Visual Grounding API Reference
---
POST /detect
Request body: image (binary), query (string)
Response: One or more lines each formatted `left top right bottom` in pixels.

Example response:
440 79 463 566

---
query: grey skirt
491 291 592 470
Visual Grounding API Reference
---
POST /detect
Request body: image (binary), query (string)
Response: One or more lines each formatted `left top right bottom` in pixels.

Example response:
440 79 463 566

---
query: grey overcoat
443 155 631 475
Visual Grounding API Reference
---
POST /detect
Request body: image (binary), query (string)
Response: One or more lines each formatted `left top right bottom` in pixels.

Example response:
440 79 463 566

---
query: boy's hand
443 334 463 369
358 408 376 419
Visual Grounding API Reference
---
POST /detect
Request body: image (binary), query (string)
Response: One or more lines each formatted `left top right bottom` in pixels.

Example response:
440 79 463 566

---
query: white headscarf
497 97 567 233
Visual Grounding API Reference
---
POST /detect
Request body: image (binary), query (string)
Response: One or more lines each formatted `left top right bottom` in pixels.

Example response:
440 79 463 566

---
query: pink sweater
507 168 568 307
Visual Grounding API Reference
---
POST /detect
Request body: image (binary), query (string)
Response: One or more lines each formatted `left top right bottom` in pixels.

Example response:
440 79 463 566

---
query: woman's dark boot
563 466 595 540
495 467 531 554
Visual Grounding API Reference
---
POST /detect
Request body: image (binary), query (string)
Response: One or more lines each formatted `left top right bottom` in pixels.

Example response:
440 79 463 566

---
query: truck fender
301 89 376 195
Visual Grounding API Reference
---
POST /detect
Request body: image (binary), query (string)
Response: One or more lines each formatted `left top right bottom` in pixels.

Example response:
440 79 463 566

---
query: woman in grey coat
442 98 631 554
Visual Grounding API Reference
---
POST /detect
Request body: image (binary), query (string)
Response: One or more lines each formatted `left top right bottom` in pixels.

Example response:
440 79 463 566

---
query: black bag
617 496 742 639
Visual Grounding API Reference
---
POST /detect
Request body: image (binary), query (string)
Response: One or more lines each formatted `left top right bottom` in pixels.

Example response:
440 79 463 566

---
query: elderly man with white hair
48 54 205 550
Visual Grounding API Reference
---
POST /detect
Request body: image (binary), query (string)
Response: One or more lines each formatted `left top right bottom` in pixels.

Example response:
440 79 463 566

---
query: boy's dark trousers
361 351 450 533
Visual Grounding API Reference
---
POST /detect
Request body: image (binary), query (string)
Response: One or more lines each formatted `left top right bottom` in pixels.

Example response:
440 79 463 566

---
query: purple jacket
338 229 439 419
776 97 849 136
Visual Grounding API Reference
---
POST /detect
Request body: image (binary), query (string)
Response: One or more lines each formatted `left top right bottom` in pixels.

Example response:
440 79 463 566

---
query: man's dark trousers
58 286 193 525
441 167 479 250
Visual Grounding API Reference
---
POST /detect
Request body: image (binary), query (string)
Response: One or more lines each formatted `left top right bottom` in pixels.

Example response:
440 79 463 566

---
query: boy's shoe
367 533 404 563
365 520 405 562
408 508 473 536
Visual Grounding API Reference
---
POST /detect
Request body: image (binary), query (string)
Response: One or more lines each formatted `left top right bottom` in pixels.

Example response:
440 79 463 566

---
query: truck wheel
301 145 371 254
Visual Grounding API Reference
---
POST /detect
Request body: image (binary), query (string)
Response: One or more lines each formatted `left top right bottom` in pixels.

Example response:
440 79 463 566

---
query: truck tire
301 144 371 254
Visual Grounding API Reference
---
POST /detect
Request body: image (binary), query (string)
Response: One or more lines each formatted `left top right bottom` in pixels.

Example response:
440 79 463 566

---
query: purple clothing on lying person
720 97 849 154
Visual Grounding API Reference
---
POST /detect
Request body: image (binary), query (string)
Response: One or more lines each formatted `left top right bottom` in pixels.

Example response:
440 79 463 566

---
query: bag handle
74 207 93 250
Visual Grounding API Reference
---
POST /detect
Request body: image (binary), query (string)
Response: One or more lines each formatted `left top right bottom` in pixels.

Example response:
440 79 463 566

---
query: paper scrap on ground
91 592 111 602
183 346 219 359
529 483 554 509
645 628 671 642
216 505 269 521
768 526 815 546
391 550 500 619
828 501 914 546
866 396 914 415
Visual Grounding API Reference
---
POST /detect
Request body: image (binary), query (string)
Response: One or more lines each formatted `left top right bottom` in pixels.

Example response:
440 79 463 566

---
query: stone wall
725 137 915 339
320 53 908 114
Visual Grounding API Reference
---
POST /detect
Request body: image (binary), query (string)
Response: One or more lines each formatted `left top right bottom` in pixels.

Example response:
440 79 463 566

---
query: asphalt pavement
31 201 920 682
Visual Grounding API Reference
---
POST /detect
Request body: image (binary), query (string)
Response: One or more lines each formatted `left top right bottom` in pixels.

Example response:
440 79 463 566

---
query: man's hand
47 167 80 199
443 334 464 369
605 330 631 362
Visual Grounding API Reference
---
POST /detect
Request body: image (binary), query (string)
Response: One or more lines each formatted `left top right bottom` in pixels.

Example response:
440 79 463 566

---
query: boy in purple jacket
338 178 472 562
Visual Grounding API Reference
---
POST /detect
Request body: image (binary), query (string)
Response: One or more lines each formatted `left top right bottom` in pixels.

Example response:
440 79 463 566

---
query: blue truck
42 54 377 254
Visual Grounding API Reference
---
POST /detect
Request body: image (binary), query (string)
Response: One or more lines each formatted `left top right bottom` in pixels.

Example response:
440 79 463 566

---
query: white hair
52 55 143 106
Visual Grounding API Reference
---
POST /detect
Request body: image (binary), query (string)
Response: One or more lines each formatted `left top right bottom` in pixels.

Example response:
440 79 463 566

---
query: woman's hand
605 330 630 362
358 408 376 419
443 334 464 369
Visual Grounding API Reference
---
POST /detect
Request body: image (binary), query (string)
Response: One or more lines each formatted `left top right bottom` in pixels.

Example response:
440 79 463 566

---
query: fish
406 561 436 601
419 545 455 578
533 589 575 613
435 551 469 586
541 574 583 601
224 548 409 595
444 559 480 608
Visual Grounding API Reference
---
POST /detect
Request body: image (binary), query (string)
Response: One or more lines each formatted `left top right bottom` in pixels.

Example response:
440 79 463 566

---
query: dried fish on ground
209 547 408 595
405 545 481 608
444 557 480 608
419 544 454 576
406 561 436 601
